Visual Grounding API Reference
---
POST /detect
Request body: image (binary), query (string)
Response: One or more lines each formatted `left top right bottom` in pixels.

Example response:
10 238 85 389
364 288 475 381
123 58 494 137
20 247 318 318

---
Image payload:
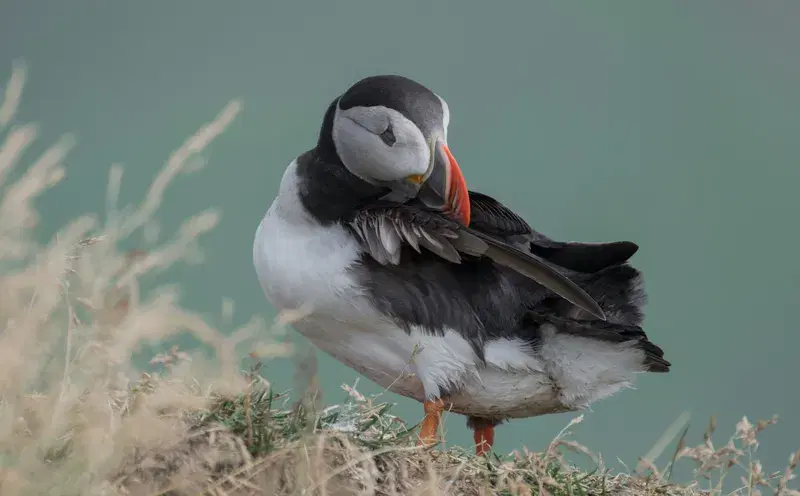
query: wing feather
469 190 639 273
398 222 420 252
378 216 402 264
347 205 606 320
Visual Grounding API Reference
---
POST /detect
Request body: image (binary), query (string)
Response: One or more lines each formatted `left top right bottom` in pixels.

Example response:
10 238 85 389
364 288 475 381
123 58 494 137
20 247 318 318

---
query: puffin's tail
526 311 671 373
533 262 670 373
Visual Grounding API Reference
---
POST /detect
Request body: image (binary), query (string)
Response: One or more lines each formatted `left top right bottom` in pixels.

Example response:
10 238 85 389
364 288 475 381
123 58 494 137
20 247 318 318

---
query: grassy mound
0 62 797 495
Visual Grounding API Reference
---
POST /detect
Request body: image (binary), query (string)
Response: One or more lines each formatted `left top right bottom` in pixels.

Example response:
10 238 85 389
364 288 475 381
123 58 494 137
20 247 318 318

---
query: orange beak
417 138 471 226
441 143 471 226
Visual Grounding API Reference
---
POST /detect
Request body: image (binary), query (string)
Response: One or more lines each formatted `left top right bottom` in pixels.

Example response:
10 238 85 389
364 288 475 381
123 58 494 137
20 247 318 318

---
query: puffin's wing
469 190 639 273
468 191 532 238
347 206 483 265
348 205 606 321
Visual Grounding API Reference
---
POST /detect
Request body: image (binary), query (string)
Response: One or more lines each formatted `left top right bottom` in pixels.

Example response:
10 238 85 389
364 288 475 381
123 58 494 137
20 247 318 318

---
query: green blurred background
2 0 798 478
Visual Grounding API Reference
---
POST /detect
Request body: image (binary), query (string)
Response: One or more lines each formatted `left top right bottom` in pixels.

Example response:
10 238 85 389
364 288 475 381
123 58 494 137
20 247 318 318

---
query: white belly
253 160 643 418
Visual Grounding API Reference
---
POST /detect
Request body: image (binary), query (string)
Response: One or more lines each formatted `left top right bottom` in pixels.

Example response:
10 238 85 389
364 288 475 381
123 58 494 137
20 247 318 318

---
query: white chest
252 189 426 397
254 207 359 314
251 161 419 388
252 160 363 316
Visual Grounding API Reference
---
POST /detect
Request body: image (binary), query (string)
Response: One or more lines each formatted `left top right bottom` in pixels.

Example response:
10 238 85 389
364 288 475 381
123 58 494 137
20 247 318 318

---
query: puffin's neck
295 98 387 225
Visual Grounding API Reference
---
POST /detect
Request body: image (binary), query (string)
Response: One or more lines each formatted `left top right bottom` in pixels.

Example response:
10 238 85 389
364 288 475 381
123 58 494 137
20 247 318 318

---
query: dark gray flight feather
347 205 606 321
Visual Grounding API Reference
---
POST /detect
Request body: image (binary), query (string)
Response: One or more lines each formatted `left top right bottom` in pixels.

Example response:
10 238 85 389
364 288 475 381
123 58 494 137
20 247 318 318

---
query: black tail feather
572 263 648 327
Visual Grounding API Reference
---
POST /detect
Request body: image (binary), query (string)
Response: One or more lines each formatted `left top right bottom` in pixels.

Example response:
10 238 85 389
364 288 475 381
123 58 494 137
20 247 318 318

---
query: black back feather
469 191 640 273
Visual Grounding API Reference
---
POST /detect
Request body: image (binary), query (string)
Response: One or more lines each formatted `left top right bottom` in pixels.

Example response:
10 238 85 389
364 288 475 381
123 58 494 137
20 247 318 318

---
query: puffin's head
329 75 470 226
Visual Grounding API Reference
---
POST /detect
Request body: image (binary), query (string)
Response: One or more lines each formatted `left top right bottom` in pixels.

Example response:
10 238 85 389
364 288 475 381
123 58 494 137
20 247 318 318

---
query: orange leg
473 425 495 456
418 399 445 447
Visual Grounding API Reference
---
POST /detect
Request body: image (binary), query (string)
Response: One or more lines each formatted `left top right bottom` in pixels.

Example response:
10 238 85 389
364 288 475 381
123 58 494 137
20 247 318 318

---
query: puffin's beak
416 138 471 226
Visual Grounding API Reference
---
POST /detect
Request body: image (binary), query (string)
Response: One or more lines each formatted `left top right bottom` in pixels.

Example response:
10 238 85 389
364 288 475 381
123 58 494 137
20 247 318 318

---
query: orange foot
473 425 495 456
418 398 446 447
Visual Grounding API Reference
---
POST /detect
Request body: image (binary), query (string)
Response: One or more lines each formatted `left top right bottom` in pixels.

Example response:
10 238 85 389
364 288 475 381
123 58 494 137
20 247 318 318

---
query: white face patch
332 104 431 183
436 94 450 141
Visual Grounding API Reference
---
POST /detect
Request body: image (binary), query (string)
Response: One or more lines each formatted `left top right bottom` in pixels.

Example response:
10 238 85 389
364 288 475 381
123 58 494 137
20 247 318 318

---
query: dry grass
0 61 797 495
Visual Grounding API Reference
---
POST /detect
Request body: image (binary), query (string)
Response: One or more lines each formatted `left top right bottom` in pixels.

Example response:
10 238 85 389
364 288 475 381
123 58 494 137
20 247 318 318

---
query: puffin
253 75 670 456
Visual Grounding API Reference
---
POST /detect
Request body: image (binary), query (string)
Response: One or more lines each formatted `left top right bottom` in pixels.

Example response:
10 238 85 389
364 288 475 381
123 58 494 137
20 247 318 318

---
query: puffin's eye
379 124 396 146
